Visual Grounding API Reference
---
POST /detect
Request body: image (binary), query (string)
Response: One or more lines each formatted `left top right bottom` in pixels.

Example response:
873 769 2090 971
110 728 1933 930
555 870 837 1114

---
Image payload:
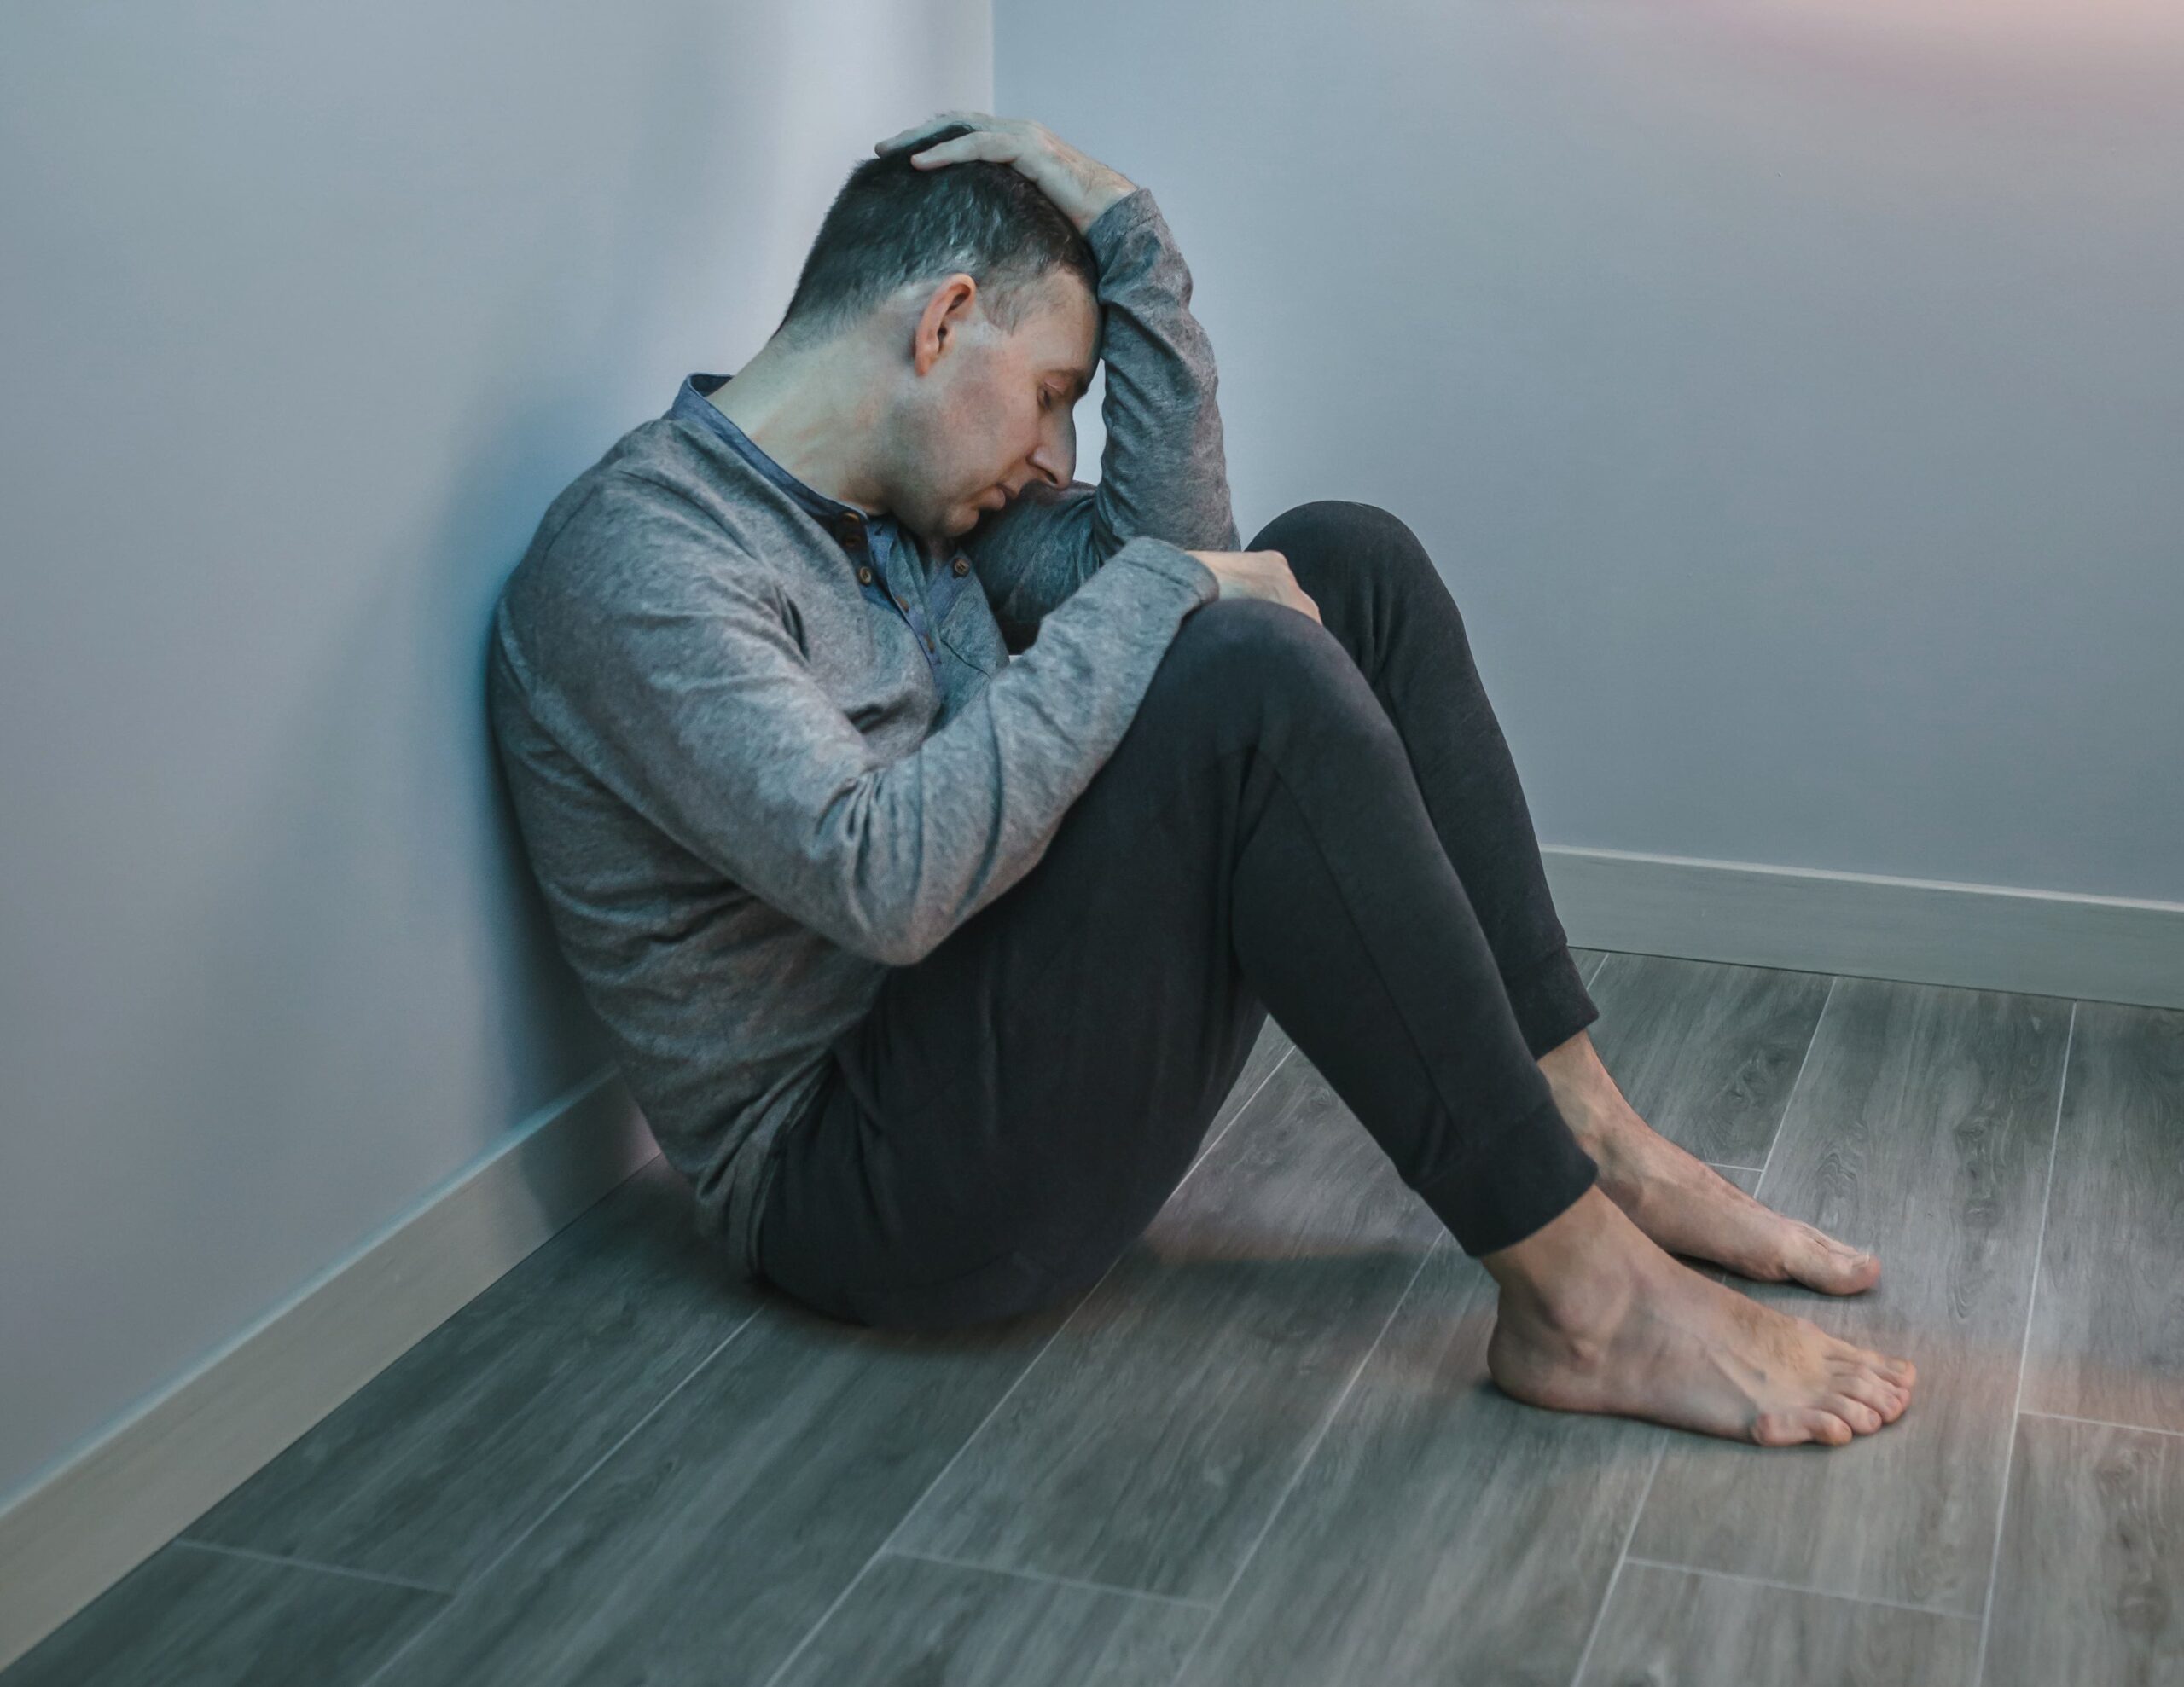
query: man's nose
1028 419 1077 488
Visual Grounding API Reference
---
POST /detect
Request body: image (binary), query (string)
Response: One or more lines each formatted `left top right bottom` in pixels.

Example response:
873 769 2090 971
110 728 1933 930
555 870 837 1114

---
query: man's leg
1247 500 1594 1062
756 594 1914 1446
758 594 1596 1330
1251 500 1881 1296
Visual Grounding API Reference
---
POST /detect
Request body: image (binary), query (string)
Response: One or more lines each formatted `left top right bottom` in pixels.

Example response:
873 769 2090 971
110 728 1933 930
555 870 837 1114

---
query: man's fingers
875 116 1117 235
909 130 1025 170
874 110 1012 155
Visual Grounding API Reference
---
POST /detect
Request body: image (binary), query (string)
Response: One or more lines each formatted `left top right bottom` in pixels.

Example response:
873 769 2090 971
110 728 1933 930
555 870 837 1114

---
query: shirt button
835 514 865 548
951 557 970 577
856 565 874 585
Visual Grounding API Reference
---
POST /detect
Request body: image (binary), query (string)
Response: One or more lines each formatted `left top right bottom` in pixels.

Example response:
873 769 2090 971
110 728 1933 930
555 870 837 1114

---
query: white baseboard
0 1068 654 1673
1543 845 2184 1010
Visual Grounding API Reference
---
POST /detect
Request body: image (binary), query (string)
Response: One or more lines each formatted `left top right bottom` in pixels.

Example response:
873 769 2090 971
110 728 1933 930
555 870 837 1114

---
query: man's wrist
1061 168 1138 235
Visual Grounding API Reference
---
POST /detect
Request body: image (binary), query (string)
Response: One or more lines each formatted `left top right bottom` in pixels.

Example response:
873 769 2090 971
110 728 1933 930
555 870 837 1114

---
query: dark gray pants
754 501 1600 1330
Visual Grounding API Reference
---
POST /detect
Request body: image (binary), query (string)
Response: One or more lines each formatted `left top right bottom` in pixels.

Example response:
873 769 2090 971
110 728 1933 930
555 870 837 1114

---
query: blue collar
670 373 888 533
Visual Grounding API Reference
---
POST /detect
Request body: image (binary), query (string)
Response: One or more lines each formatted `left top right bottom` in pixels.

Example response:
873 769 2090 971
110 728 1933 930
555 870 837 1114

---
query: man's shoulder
537 418 746 548
501 419 810 617
493 413 871 708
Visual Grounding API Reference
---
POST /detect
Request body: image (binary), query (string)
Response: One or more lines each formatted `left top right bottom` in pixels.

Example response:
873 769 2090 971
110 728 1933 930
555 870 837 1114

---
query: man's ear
912 273 980 376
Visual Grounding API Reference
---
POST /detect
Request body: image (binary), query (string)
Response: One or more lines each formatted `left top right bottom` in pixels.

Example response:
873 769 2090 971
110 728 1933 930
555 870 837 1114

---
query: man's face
886 269 1099 543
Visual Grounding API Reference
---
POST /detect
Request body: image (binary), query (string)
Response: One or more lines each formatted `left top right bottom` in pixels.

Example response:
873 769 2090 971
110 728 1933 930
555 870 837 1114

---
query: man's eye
1039 389 1053 411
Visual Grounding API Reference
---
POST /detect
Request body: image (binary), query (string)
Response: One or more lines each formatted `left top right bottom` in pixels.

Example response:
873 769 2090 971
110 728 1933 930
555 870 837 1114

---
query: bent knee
1166 594 1358 696
1252 497 1420 558
1145 595 1386 756
1249 499 1448 611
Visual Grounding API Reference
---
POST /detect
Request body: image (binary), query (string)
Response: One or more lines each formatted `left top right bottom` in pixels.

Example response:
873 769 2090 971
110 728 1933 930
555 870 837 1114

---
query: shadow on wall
0 0 991 1506
135 21 802 1255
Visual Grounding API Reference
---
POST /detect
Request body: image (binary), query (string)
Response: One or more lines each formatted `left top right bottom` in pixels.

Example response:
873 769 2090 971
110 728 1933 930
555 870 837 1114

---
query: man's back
488 415 921 1266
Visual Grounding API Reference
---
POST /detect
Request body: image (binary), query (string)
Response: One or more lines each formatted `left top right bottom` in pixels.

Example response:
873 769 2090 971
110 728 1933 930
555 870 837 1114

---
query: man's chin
911 494 996 544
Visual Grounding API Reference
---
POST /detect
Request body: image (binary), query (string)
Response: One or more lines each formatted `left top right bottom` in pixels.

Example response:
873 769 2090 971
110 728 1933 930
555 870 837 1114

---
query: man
488 113 1915 1448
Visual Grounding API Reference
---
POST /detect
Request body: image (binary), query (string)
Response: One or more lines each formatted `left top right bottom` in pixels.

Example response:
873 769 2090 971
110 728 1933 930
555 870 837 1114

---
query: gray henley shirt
486 185 1240 1277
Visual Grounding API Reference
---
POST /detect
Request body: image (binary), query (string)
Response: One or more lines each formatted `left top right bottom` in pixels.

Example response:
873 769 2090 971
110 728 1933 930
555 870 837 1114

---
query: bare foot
1484 1186 1916 1446
1540 1031 1879 1295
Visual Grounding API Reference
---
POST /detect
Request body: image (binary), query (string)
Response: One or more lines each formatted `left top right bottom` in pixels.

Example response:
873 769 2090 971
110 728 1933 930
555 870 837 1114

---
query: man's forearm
965 184 1241 635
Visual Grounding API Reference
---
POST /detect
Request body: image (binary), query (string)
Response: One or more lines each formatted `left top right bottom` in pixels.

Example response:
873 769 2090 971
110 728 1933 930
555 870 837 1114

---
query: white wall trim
1545 845 2184 1010
0 1068 654 1673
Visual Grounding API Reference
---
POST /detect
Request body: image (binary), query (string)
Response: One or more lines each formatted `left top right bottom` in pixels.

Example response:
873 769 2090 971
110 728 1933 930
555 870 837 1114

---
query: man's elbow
857 907 948 969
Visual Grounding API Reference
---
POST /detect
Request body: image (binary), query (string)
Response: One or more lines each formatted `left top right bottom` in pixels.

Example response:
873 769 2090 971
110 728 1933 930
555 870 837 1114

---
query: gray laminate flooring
11 954 2179 1686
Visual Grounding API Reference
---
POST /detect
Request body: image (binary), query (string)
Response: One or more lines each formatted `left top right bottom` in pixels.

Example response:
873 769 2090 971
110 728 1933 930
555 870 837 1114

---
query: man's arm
874 116 1240 641
963 185 1242 644
497 479 1217 967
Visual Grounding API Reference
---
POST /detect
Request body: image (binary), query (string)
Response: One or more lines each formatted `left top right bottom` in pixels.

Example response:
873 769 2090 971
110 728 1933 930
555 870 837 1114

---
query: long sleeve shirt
486 186 1239 1277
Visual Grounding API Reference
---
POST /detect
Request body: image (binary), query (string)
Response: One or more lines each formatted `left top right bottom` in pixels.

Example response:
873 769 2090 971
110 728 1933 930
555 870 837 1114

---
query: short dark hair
774 123 1099 347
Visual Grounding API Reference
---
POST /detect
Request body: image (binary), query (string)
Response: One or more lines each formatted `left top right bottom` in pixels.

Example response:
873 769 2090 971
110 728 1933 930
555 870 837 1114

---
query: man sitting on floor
487 113 1915 1449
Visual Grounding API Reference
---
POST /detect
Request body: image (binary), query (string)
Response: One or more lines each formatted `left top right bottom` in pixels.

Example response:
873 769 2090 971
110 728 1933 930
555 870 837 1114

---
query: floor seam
1750 974 1838 1203
347 1305 764 1687
167 1536 452 1597
876 1545 1220 1610
1971 999 2077 1687
2018 1406 2184 1441
757 1039 1303 1687
1571 965 1828 1685
1189 1041 1295 1175
1619 1555 1984 1621
1566 1433 1668 1685
1160 1236 1446 1686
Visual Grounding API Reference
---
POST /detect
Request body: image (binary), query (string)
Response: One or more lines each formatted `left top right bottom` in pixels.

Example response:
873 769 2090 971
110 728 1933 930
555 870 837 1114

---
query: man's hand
874 112 1136 236
1188 549 1321 625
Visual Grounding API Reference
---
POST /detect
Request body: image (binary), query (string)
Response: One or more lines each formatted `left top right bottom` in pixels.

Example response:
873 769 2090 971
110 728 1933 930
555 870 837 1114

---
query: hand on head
874 111 1137 236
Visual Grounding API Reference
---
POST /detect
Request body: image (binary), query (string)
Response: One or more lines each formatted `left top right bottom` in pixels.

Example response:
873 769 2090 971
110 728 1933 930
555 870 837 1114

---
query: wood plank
1194 1018 1293 1169
1577 1562 1978 1686
1631 979 2072 1613
0 1540 442 1686
2021 1000 2184 1432
181 1157 758 1589
772 1553 1205 1687
889 1058 1444 1602
1173 955 1790 1682
0 1070 653 1674
1583 954 1834 1168
1174 1240 1661 1685
369 1295 1070 1686
1984 1413 2184 1687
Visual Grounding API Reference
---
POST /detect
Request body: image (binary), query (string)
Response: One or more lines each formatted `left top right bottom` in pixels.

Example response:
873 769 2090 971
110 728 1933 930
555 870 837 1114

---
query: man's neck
706 340 888 515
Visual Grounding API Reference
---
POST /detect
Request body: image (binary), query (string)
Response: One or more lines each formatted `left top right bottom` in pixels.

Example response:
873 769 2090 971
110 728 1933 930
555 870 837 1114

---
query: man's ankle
1482 1186 1634 1308
1538 1030 1622 1122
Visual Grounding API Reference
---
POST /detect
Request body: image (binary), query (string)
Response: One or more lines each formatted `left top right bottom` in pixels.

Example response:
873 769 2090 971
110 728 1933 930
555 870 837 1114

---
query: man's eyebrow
1055 365 1095 401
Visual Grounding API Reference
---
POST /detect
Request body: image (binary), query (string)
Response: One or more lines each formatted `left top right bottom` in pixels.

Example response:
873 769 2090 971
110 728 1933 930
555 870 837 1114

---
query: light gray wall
1002 0 2184 904
0 0 989 1508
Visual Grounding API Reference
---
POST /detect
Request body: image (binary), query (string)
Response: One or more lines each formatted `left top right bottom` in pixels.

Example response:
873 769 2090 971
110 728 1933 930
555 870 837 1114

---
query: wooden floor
14 952 2181 1685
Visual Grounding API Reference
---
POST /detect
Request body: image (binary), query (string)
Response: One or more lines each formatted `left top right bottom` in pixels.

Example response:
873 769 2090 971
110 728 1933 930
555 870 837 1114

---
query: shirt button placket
838 511 879 592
